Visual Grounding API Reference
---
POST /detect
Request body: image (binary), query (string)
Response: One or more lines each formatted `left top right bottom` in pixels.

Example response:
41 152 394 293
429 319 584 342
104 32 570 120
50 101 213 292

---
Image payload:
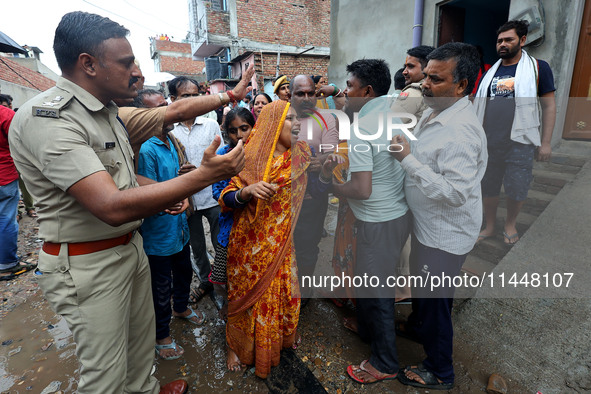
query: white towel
474 49 541 146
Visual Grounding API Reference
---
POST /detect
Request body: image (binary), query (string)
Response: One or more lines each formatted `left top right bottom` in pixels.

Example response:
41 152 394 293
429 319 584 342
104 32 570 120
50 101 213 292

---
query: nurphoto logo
304 109 418 153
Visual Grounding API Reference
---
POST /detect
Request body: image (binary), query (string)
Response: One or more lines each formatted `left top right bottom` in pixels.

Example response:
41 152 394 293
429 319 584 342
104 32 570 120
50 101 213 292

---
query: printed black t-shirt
480 59 555 147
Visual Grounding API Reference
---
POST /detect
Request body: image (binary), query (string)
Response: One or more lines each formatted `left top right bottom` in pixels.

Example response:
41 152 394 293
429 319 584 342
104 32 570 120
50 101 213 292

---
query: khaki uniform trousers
37 233 159 394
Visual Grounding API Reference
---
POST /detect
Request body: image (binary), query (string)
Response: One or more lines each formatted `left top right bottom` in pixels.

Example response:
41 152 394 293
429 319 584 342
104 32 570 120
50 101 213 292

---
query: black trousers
148 244 192 340
406 235 467 384
355 211 411 374
294 195 329 297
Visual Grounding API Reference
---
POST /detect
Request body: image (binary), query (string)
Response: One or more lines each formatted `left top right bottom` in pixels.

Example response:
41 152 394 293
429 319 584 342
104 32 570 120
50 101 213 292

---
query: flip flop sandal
347 359 398 384
155 340 184 361
175 308 205 325
503 231 519 245
476 233 493 245
398 362 454 390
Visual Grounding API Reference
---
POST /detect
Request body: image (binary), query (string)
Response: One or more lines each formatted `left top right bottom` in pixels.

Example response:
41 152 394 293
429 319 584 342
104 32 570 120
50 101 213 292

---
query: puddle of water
0 293 79 392
146 300 269 393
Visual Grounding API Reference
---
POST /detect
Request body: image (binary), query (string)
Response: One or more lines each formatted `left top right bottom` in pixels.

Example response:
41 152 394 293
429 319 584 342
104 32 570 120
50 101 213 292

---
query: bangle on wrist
217 92 226 105
329 83 338 96
226 90 238 104
235 188 248 204
319 172 332 184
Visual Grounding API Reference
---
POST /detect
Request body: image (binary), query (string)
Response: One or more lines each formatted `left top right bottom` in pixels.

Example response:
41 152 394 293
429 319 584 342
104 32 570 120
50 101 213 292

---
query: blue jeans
0 180 19 269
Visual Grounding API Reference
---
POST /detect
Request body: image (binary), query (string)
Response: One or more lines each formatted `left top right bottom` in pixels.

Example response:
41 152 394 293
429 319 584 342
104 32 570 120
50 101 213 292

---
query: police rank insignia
32 95 68 118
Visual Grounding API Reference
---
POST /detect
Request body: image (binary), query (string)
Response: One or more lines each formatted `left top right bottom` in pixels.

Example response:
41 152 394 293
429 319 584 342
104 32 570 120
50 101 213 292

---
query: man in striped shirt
392 42 487 390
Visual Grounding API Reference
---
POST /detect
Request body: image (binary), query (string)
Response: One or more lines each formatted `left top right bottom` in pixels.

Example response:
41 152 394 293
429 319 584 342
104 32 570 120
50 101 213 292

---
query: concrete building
150 37 206 81
329 0 590 146
188 0 331 96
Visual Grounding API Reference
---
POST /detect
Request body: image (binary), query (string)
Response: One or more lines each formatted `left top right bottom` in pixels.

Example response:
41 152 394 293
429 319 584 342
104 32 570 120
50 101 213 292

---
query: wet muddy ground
1 206 526 393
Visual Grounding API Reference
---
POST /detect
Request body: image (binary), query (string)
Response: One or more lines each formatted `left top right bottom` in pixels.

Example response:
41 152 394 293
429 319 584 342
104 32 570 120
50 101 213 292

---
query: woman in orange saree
219 100 310 378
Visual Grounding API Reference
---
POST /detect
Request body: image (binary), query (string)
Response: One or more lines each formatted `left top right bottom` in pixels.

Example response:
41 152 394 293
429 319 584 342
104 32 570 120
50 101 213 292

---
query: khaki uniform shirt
9 77 141 243
118 106 167 168
390 80 428 131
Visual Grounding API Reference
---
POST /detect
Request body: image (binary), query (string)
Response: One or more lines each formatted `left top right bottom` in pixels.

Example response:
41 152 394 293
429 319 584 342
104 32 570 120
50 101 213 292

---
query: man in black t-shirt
474 20 556 246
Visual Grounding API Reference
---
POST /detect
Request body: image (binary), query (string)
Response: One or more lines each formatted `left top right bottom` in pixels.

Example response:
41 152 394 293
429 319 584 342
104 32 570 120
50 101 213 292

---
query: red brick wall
160 56 205 75
0 57 55 92
205 0 330 47
154 40 193 54
259 53 328 81
205 2 230 35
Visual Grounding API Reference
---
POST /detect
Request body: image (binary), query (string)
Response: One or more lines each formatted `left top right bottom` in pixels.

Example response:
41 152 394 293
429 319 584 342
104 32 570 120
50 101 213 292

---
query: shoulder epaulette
32 91 74 119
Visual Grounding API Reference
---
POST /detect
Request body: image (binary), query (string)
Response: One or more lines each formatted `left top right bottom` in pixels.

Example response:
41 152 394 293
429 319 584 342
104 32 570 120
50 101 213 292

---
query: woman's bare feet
226 346 245 372
292 332 302 350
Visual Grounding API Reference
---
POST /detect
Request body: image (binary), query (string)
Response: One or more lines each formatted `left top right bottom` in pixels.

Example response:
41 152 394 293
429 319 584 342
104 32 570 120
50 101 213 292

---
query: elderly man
392 42 487 390
290 75 339 295
9 12 245 393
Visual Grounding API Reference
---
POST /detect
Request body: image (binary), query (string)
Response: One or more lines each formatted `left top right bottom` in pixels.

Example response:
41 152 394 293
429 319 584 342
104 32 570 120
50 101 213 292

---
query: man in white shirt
392 42 487 390
169 76 223 299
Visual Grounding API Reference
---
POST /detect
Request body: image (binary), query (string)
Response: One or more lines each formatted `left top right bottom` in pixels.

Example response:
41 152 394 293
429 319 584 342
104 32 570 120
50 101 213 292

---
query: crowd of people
0 10 555 393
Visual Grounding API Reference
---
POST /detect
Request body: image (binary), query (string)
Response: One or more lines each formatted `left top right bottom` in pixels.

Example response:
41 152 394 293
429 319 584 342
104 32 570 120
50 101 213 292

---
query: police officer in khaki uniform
391 45 436 128
9 12 249 394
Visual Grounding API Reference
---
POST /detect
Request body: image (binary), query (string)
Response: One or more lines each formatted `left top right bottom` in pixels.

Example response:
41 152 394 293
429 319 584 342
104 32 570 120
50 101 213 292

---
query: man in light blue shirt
137 90 205 361
334 59 411 385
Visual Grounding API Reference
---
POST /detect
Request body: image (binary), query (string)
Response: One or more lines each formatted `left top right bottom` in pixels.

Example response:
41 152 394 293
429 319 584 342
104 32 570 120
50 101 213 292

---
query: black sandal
0 262 37 281
398 362 454 390
189 282 213 304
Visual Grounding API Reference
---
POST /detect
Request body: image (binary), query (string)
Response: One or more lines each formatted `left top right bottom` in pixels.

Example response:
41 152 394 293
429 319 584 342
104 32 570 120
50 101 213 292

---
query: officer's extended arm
163 64 254 127
68 136 245 226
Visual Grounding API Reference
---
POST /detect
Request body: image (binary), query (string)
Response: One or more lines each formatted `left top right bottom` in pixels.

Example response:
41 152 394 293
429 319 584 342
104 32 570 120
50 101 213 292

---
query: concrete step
531 171 571 194
496 207 538 227
462 254 497 277
533 161 582 174
497 189 555 217
549 152 587 168
467 149 588 280
532 168 577 182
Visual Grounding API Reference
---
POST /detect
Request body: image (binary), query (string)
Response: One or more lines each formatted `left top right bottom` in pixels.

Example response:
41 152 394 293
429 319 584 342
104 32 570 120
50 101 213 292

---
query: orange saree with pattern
220 101 310 378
